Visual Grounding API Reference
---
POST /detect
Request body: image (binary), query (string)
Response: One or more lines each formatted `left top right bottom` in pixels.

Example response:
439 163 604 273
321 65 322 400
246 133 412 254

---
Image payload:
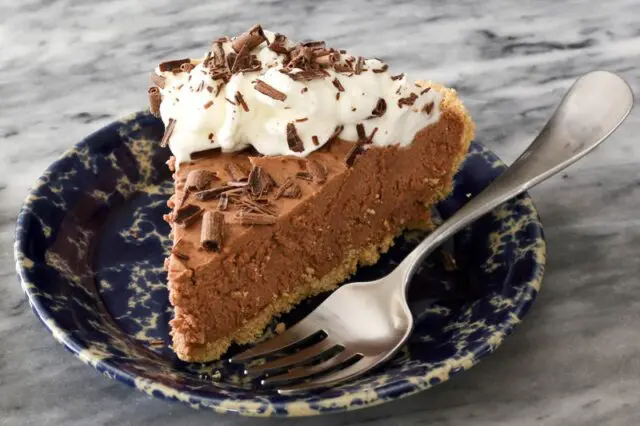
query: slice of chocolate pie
151 25 475 362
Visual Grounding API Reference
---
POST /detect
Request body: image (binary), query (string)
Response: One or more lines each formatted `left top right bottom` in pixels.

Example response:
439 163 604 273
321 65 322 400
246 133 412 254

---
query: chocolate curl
315 50 340 67
179 63 195 73
173 204 203 227
331 78 345 92
225 163 249 181
373 64 389 73
211 41 226 68
423 101 435 115
248 166 274 197
254 80 287 101
371 98 387 117
150 73 166 88
160 118 176 147
201 211 224 251
398 93 418 108
354 56 365 75
274 178 301 199
185 169 218 192
268 33 289 54
194 186 239 201
234 211 277 225
307 160 327 184
158 58 191 72
232 24 268 53
286 123 305 152
148 87 161 117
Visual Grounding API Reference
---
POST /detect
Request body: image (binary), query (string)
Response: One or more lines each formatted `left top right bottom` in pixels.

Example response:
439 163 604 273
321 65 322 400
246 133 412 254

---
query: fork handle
397 71 633 288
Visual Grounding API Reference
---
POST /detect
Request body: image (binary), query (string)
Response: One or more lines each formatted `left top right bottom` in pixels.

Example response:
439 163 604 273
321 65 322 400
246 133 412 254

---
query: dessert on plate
149 25 475 362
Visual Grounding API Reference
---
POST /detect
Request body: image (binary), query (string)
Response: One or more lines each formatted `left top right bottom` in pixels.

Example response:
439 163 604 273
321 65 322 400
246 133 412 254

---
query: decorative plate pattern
14 112 545 417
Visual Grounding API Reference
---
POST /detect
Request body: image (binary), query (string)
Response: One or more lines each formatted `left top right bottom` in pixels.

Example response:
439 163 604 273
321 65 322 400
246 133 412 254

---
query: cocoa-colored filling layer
164 107 467 360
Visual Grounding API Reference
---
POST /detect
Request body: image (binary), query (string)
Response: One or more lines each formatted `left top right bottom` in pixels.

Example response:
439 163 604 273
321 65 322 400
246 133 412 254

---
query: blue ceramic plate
14 112 545 417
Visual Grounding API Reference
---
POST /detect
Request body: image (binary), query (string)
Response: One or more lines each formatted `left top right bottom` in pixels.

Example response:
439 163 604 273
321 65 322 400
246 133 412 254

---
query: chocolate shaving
150 73 166 89
232 24 267 53
201 211 224 251
315 51 340 67
195 186 238 201
235 91 249 111
371 98 387 117
302 40 326 48
373 64 389 73
248 166 273 197
202 51 212 68
398 93 418 108
288 69 329 81
307 160 327 184
355 56 365 75
274 178 302 199
344 141 365 167
301 87 308 94
332 78 345 92
225 163 248 181
335 92 341 101
225 97 236 105
423 101 435 115
160 119 176 147
365 127 378 144
230 45 254 73
180 63 195 73
286 123 304 152
203 100 213 109
268 33 289 54
391 73 405 81
210 69 231 81
295 171 313 181
420 87 431 95
227 180 249 187
148 87 161 117
212 41 226 68
215 82 225 96
334 63 353 73
217 193 229 211
234 211 276 226
158 58 191 72
327 125 344 144
206 86 214 93
171 249 190 261
226 52 237 71
312 135 320 146
237 197 276 216
173 204 203 227
254 80 287 101
185 169 218 192
356 123 366 141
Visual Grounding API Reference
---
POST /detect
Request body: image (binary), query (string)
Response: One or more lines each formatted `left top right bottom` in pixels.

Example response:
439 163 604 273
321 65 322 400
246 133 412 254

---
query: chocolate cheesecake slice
152 26 474 362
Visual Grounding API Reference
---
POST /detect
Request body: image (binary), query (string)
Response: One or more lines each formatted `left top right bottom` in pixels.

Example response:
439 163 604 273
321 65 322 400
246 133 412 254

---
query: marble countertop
2 0 640 425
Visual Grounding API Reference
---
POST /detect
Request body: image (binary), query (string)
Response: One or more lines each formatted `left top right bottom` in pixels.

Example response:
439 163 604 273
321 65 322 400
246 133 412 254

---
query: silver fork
229 71 634 394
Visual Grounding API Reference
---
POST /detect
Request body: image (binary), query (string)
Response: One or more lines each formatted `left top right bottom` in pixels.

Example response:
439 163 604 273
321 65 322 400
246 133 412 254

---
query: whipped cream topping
153 27 442 164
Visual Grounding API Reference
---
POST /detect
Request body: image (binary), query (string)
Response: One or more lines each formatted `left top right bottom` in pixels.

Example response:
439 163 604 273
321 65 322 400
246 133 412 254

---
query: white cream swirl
156 30 442 164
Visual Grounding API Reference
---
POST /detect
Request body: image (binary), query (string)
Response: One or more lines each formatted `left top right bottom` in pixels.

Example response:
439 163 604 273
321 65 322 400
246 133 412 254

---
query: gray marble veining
1 0 640 424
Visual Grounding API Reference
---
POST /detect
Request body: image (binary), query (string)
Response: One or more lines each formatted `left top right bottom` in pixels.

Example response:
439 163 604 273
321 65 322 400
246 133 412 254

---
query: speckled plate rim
14 113 546 417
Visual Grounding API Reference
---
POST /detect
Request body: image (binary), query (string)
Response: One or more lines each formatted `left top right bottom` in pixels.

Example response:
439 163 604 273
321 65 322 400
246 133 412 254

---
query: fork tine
261 350 359 386
276 357 368 394
228 321 320 363
245 338 339 376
